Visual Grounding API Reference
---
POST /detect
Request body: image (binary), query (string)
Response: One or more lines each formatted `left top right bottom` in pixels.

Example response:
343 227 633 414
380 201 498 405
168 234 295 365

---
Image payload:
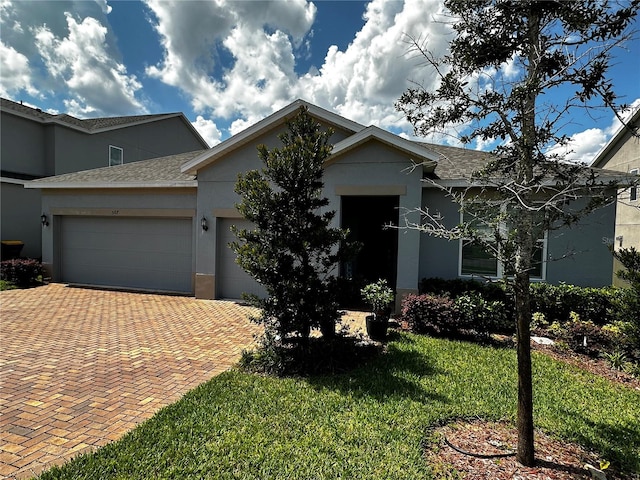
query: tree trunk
515 269 535 466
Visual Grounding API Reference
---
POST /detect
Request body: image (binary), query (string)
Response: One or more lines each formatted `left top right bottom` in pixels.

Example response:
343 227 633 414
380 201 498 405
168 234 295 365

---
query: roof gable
328 126 439 168
181 99 366 174
0 97 209 148
590 107 640 168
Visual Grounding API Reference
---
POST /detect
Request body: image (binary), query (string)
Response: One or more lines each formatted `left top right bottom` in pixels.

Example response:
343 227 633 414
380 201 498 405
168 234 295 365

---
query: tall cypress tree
232 106 350 350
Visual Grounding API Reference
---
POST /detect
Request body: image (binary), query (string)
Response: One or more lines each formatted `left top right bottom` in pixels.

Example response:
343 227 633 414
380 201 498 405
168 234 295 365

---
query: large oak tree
397 0 639 466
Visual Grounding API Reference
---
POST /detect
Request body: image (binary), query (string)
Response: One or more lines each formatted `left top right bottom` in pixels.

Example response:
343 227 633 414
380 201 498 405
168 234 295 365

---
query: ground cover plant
37 332 640 479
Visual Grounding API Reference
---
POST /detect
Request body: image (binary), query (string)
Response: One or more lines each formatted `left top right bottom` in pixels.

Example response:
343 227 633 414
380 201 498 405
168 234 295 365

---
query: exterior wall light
41 213 49 227
201 216 209 231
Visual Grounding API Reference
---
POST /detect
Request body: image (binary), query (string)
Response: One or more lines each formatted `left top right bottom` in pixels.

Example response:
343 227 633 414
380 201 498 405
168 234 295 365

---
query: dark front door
340 196 399 305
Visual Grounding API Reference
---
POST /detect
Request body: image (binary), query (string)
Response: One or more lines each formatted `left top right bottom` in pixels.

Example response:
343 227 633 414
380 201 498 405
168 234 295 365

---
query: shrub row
0 258 43 287
419 277 625 326
400 292 512 337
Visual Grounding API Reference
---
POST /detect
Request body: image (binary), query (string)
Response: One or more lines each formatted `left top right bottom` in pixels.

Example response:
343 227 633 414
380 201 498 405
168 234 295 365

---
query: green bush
551 314 616 357
529 282 619 325
400 293 458 334
420 277 509 303
0 258 42 287
454 293 512 336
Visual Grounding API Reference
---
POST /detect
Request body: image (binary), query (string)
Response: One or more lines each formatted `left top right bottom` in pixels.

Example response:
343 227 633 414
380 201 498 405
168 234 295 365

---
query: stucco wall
0 182 42 258
40 189 197 281
417 187 615 287
196 125 425 301
1 113 47 176
54 117 206 175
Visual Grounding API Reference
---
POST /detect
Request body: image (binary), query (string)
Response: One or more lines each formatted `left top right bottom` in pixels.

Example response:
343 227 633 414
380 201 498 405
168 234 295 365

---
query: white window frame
630 169 638 202
109 145 123 167
458 209 547 281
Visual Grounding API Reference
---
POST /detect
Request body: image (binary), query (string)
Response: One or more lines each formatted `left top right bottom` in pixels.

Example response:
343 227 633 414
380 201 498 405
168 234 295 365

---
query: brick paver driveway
0 284 261 479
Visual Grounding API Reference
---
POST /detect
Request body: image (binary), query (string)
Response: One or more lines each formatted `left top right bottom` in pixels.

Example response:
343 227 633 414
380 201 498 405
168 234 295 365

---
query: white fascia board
181 99 366 174
425 172 632 189
25 181 198 189
590 107 640 168
1 177 29 185
330 125 440 165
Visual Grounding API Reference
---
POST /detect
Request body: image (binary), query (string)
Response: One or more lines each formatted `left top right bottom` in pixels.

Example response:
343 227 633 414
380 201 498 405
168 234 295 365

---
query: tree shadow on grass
304 331 450 405
555 407 640 476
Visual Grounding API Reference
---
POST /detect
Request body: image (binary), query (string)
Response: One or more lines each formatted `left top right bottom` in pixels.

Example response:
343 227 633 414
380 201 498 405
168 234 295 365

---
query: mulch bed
425 419 619 479
423 339 639 479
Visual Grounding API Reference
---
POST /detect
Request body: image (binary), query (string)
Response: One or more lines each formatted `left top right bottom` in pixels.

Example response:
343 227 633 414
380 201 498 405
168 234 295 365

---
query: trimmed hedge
0 258 43 287
419 277 623 326
529 282 620 326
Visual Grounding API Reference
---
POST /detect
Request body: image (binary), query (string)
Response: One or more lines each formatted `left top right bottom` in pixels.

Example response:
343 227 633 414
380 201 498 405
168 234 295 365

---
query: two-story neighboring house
590 107 640 284
1 98 209 258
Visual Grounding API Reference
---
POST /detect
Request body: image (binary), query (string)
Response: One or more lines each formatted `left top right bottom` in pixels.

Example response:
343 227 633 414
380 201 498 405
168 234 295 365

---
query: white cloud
144 0 451 136
191 115 222 147
547 98 640 164
33 12 145 116
145 0 316 124
94 0 112 15
0 40 37 97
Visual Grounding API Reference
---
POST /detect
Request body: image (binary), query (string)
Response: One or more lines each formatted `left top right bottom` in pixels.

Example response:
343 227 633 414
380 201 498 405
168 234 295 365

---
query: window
459 207 547 280
109 146 123 166
630 169 638 202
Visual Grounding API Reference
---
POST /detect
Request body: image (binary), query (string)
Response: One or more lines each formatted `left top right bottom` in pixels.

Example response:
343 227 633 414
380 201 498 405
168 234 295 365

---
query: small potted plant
361 279 395 341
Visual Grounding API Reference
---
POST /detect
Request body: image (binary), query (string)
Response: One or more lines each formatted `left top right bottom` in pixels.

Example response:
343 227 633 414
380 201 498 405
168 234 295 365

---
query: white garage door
217 218 265 299
60 216 193 293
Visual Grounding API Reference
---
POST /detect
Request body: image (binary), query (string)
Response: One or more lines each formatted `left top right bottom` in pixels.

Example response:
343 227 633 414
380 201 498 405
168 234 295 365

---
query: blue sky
1 0 638 162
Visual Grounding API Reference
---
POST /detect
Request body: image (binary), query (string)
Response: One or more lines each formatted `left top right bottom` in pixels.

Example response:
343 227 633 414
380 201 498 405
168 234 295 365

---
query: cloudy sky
1 0 638 162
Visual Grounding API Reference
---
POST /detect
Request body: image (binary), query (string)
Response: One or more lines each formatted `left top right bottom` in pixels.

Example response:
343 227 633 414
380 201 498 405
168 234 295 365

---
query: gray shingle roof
1 97 180 132
417 142 496 179
30 150 206 187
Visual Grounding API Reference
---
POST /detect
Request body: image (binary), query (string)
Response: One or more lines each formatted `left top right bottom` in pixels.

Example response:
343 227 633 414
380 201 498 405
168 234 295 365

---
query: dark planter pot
366 314 389 341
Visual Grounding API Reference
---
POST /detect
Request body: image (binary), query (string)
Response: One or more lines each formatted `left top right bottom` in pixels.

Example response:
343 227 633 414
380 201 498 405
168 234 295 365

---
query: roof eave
26 181 198 190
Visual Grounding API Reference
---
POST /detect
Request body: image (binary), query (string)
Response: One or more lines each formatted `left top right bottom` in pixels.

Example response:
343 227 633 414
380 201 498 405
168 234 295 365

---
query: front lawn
39 332 640 479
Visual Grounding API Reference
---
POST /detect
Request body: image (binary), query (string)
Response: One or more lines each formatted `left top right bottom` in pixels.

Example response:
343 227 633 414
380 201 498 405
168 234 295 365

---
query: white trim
109 145 123 167
630 169 638 202
1 176 29 185
25 180 197 189
181 99 366 174
591 107 640 168
329 126 439 165
457 209 547 281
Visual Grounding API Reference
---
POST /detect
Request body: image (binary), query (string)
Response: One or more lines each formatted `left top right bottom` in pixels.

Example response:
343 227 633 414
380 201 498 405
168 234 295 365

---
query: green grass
0 279 17 291
39 332 640 479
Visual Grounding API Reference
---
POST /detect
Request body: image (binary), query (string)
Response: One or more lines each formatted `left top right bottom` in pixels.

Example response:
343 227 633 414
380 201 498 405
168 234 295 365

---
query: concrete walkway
0 284 262 479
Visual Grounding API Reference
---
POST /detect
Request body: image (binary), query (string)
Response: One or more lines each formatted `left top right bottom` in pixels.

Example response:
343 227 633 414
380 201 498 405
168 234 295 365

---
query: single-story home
28 100 616 306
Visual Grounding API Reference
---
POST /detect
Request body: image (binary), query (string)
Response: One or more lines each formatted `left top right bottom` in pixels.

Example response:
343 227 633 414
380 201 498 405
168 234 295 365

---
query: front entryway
340 196 399 304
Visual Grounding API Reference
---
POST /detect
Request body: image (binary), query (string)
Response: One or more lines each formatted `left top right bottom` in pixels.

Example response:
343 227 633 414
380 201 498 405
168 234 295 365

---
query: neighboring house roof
26 150 205 189
0 97 209 148
591 107 640 169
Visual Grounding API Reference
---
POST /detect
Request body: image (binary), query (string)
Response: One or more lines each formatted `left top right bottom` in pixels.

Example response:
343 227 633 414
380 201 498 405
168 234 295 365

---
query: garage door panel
217 219 266 299
61 217 193 293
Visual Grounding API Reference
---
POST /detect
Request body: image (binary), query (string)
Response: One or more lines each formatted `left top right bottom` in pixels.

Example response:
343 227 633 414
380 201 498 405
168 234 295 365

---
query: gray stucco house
28 100 616 304
1 98 209 258
590 107 640 285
